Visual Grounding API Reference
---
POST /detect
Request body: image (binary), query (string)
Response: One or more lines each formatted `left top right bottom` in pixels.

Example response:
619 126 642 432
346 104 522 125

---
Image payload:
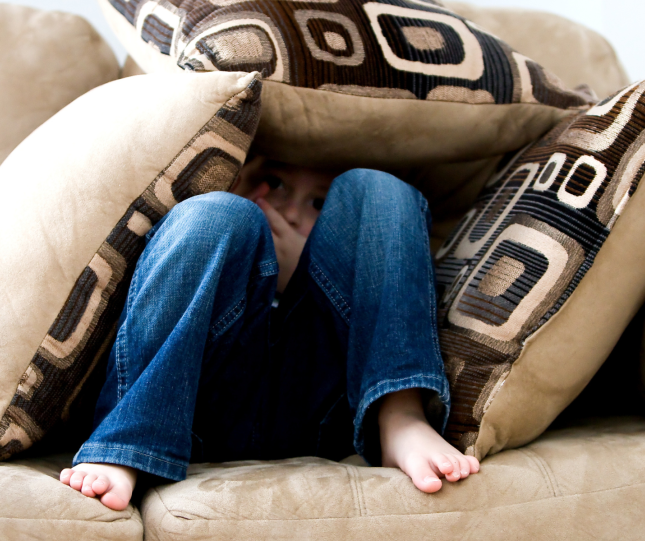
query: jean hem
73 443 188 482
353 374 451 461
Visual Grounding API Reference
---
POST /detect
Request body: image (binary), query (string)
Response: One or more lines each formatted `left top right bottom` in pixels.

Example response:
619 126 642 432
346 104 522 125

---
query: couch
1 2 644 540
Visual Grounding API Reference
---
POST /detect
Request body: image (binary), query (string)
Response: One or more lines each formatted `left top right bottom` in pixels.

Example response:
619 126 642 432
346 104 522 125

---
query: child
59 158 479 511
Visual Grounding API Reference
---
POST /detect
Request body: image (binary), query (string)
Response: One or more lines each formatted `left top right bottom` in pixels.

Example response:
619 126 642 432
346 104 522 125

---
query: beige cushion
139 417 645 540
0 454 142 540
0 70 261 460
435 81 645 459
445 1 630 100
121 55 146 79
0 5 120 165
98 0 589 172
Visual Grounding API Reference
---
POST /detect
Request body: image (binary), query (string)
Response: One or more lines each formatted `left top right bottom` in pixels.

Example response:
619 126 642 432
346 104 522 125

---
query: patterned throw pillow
436 82 645 459
0 5 119 165
97 0 591 170
0 71 261 460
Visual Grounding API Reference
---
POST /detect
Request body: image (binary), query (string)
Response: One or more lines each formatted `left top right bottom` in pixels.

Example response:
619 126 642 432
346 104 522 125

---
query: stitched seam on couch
345 465 366 517
0 517 138 522
152 483 645 522
517 448 562 497
152 487 173 518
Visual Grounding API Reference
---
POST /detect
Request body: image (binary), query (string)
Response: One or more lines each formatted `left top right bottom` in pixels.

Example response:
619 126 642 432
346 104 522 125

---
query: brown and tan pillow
97 0 591 171
0 4 120 165
435 81 645 459
0 70 261 460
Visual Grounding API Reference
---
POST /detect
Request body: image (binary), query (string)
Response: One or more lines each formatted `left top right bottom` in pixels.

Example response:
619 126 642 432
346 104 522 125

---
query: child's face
232 157 336 237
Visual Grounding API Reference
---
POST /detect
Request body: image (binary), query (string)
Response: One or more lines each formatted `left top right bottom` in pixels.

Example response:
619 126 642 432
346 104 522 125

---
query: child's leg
284 169 477 492
60 192 277 509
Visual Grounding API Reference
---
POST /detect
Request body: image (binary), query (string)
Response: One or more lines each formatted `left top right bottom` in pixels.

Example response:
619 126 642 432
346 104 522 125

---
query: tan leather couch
1 3 643 540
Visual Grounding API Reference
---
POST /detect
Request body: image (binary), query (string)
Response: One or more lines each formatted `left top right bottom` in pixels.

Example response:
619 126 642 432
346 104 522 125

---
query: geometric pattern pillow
0 71 261 460
435 81 645 459
98 0 591 170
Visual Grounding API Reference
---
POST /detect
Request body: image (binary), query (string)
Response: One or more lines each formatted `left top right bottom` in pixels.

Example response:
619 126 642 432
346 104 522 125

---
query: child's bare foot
379 389 480 493
59 463 137 510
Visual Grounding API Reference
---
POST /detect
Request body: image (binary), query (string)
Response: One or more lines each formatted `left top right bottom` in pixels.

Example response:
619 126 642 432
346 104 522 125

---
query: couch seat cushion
0 454 142 540
141 417 645 540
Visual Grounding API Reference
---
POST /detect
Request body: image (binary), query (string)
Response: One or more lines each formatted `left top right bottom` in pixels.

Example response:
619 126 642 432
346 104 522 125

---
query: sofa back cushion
0 5 120 165
436 82 645 458
444 1 630 100
0 71 261 460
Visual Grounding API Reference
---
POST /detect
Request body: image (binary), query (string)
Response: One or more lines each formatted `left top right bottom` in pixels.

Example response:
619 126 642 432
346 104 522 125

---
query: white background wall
5 0 644 83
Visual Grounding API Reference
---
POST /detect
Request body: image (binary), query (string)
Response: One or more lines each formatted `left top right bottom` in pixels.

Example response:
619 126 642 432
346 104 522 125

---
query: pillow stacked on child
98 0 591 170
0 5 119 165
435 82 645 459
0 71 261 460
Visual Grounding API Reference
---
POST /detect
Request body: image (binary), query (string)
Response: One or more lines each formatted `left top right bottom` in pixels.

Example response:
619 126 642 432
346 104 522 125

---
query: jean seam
359 374 450 407
78 443 187 468
211 296 246 337
116 271 140 402
309 260 351 325
253 260 278 277
115 324 128 403
355 374 450 430
418 204 443 358
257 268 278 278
419 193 429 215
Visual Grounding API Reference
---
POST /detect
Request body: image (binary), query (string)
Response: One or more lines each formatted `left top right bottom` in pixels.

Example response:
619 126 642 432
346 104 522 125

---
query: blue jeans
73 169 450 481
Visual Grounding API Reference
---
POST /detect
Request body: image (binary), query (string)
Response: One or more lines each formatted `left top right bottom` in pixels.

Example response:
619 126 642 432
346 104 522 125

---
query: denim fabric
73 169 450 480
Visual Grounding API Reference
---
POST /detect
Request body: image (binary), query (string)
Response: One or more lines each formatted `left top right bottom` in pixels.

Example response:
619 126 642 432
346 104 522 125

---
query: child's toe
442 454 460 478
92 475 110 496
418 473 442 493
405 454 442 494
59 469 73 485
465 455 480 473
99 487 131 511
432 453 455 476
456 455 471 479
81 474 98 497
69 470 88 491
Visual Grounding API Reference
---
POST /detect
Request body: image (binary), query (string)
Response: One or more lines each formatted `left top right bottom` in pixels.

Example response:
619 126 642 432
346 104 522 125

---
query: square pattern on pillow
100 0 591 171
105 0 586 107
435 82 645 458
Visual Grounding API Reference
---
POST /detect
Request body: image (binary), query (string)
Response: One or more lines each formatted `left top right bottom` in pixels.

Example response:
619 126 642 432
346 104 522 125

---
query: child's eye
312 198 325 211
264 174 283 190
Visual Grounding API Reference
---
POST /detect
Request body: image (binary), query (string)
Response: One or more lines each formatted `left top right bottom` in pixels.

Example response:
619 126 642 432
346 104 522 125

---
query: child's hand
257 198 307 293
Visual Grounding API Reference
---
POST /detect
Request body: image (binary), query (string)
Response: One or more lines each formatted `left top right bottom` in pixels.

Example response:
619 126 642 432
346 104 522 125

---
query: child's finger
247 181 271 203
257 198 290 236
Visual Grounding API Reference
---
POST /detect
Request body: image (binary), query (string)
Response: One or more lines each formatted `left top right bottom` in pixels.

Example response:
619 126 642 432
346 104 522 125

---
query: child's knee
331 169 422 209
168 192 266 233
153 192 270 256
